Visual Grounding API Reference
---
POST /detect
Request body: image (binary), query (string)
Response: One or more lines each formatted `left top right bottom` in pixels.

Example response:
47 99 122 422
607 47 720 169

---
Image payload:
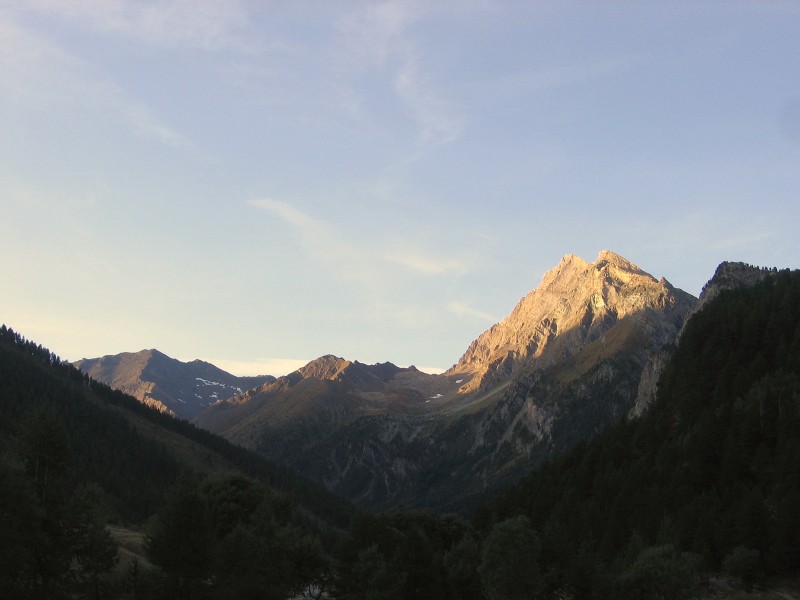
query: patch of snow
195 377 226 388
430 393 443 399
455 379 463 383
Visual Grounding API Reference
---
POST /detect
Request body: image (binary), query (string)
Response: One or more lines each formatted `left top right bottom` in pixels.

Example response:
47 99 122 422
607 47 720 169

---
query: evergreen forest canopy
1 266 799 599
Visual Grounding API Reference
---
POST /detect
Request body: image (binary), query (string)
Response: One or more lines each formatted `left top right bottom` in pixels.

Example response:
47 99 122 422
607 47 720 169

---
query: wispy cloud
447 300 498 324
0 11 197 152
337 0 417 70
0 14 72 97
11 0 252 51
249 198 327 239
336 0 465 149
385 250 468 276
249 197 473 283
394 58 465 147
100 82 196 150
249 197 380 284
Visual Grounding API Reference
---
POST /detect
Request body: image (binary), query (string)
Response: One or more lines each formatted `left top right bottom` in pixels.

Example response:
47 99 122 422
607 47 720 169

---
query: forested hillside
0 325 352 598
472 268 800 598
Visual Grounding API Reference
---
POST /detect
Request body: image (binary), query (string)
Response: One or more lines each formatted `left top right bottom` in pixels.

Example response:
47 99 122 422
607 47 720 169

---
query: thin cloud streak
447 301 498 324
0 12 198 153
10 0 253 51
249 198 326 237
249 198 472 280
336 0 465 149
385 251 468 276
248 198 366 280
394 58 465 147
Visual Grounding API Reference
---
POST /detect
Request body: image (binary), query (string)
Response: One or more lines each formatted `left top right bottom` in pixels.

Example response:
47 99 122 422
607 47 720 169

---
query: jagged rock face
74 350 274 420
451 250 696 394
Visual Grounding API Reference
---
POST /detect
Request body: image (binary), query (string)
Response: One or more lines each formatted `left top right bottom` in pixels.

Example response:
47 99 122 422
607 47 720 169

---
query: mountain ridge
73 349 274 420
188 250 699 510
75 251 777 512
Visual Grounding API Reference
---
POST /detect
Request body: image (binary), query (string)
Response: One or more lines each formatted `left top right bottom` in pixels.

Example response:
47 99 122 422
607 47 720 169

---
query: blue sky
2 1 799 375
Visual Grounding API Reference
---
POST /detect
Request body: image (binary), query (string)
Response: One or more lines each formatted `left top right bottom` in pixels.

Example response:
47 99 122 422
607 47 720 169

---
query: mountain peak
450 251 696 392
595 249 643 271
296 355 352 381
558 250 636 270
702 261 774 298
681 261 777 321
560 253 589 266
74 349 273 420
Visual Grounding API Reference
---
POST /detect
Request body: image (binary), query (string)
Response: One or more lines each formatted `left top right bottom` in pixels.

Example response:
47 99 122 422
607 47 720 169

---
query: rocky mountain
193 354 446 459
197 250 699 512
448 250 694 394
73 349 274 420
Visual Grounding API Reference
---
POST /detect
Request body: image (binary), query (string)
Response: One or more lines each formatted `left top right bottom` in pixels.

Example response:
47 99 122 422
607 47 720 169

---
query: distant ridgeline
474 268 800 596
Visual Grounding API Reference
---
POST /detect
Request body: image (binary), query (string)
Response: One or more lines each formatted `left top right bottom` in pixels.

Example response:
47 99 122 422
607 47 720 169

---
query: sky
2 1 799 376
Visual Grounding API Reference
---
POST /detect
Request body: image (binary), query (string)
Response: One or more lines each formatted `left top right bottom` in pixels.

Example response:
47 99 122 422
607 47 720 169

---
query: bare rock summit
449 250 695 393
